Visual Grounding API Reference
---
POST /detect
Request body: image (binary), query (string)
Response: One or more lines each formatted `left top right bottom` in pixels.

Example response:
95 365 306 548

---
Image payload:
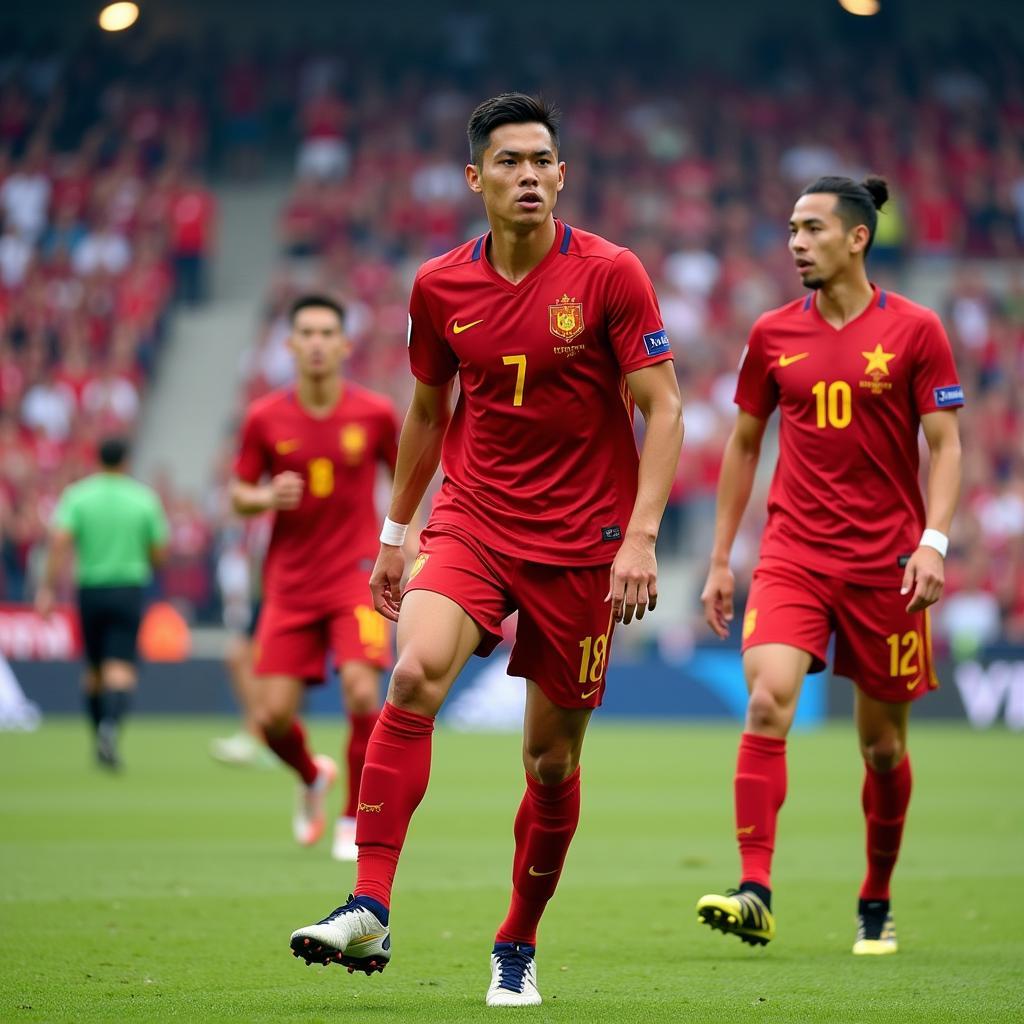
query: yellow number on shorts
812 380 852 429
578 632 608 685
502 354 527 407
886 631 920 677
308 457 334 498
355 604 387 651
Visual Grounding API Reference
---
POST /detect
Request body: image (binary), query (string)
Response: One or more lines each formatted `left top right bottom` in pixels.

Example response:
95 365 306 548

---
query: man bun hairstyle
467 92 561 166
801 175 890 254
289 293 346 327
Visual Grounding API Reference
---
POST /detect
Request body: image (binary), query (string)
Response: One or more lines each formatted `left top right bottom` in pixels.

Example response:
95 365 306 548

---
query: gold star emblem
862 343 896 376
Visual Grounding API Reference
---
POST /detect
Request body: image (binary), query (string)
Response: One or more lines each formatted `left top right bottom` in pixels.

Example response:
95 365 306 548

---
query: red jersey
735 287 963 585
234 384 399 606
409 220 672 566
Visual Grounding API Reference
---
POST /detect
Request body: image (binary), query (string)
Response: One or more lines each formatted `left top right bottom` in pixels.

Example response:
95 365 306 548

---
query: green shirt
52 473 169 587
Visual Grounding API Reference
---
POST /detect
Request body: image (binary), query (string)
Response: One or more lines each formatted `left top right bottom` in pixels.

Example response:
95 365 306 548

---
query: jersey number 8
308 457 335 498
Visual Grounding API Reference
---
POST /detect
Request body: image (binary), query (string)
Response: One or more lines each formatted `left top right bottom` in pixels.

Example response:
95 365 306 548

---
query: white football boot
290 894 391 974
486 942 542 1006
331 815 358 861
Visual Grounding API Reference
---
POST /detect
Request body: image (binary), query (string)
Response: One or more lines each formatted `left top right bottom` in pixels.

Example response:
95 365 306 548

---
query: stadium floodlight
837 0 880 13
98 2 140 32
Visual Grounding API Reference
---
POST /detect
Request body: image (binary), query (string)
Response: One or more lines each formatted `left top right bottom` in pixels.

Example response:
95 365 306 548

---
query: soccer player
36 437 169 769
696 176 962 955
288 93 683 1007
231 294 399 859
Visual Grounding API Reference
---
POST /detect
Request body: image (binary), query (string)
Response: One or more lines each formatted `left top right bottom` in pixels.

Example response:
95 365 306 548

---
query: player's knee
341 666 380 715
861 736 905 773
256 704 292 737
523 745 577 786
388 657 439 712
745 685 791 734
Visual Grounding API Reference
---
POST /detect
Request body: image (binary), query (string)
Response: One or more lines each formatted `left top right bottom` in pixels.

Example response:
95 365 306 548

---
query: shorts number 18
578 633 608 685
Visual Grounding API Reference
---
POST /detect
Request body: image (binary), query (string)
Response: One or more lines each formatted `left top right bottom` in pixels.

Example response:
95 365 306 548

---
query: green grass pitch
1 718 1022 1023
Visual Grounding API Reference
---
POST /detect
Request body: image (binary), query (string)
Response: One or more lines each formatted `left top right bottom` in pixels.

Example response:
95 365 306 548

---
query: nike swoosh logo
275 439 300 454
528 866 559 877
452 319 483 334
907 676 923 691
736 825 756 835
581 686 600 699
778 352 810 367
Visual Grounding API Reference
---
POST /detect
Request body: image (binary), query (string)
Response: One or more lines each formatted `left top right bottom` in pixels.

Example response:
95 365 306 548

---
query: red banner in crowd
0 605 82 661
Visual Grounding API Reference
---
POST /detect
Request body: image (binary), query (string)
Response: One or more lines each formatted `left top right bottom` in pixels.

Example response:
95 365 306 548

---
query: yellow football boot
696 888 775 946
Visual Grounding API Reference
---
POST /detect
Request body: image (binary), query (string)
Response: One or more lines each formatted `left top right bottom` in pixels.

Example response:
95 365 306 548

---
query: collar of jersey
476 218 567 293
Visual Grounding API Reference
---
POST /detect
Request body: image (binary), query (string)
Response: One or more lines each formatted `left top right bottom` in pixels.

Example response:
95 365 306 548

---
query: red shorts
404 528 615 709
741 557 938 704
255 595 392 684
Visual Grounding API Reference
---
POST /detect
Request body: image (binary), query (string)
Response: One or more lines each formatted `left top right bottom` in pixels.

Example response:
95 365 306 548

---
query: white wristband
919 529 949 558
379 517 409 547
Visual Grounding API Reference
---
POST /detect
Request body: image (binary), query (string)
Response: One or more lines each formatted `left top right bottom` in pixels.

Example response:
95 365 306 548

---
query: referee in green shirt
36 438 169 769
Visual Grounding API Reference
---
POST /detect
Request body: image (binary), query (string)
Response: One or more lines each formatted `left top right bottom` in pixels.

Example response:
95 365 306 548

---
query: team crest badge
549 294 585 342
860 343 897 396
340 424 367 463
408 553 429 581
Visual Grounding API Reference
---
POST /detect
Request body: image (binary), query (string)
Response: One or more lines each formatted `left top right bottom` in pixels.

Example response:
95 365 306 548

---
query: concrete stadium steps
136 179 288 495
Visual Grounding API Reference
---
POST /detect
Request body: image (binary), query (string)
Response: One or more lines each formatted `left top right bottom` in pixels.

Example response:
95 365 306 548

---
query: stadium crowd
2 21 1023 647
0 34 216 604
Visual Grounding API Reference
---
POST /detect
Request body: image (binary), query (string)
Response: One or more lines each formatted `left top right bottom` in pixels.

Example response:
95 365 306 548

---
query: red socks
343 711 379 819
860 755 912 901
732 732 911 901
264 719 318 786
734 732 787 890
495 768 582 946
354 702 434 907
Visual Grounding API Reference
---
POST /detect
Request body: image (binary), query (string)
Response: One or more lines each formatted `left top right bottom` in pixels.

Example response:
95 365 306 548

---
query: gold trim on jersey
922 608 939 690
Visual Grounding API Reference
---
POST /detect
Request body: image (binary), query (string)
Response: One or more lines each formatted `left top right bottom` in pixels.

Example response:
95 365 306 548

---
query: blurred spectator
168 169 216 305
1 146 50 241
71 213 132 277
941 550 1003 659
296 89 349 181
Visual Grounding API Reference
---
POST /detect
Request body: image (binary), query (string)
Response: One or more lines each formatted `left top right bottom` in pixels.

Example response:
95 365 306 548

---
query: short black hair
289 293 346 327
467 93 561 166
800 175 890 254
99 437 129 468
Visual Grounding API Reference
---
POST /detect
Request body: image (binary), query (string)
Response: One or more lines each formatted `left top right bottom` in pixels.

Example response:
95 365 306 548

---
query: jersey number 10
811 380 852 429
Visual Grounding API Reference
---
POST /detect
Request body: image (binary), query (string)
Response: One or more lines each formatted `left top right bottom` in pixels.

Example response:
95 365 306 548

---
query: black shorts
78 586 144 668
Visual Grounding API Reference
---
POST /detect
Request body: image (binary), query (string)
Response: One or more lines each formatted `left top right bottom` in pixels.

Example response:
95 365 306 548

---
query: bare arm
370 379 454 620
701 410 769 638
901 409 962 613
386 379 453 526
607 361 684 624
230 473 304 516
35 529 74 617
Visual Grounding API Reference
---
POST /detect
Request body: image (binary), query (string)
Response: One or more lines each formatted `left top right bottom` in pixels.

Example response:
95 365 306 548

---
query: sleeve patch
643 328 671 356
933 384 964 407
